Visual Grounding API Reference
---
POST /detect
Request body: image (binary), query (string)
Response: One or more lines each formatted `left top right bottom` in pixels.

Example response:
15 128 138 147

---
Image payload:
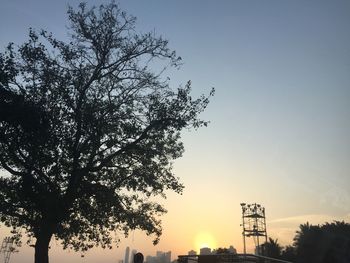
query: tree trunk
34 228 53 263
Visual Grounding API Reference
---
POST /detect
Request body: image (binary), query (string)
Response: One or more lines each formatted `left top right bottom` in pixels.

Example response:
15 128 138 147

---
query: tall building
125 247 130 263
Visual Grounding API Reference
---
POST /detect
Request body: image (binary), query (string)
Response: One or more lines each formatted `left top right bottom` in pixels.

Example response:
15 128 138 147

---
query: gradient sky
1 0 350 262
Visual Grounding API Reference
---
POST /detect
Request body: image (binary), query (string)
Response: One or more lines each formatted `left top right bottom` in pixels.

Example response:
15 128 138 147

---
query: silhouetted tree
0 2 213 263
281 245 296 262
215 248 229 254
293 221 350 263
213 246 237 255
293 222 325 262
261 237 282 259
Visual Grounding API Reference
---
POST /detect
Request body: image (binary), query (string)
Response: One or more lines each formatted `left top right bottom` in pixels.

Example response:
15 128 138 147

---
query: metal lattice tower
0 237 18 263
240 203 267 255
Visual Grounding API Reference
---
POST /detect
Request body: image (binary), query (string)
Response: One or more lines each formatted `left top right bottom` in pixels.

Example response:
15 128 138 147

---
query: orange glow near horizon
194 232 217 253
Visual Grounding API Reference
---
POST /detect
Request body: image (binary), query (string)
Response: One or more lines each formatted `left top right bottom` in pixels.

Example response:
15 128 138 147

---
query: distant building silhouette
145 255 153 263
145 250 171 263
125 247 130 263
164 251 171 263
200 247 211 255
188 250 196 256
131 249 137 263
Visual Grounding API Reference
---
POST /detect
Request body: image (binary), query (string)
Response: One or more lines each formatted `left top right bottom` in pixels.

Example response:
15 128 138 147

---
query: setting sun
194 232 217 252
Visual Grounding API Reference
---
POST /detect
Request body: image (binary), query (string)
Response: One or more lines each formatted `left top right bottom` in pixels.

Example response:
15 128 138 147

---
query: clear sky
1 0 350 262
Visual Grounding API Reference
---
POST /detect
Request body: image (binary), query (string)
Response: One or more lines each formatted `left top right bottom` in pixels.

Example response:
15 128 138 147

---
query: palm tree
293 221 350 263
261 237 282 259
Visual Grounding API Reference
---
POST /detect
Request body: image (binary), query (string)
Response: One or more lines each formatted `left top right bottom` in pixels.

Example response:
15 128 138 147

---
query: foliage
261 237 282 259
280 245 296 262
0 2 213 262
293 221 350 263
213 246 236 254
214 248 230 254
266 221 350 262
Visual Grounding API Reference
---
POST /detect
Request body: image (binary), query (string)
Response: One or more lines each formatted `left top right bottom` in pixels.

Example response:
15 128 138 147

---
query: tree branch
89 117 179 173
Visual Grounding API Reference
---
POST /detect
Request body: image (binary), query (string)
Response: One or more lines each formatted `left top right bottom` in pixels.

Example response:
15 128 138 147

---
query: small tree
0 2 213 263
281 245 296 262
261 237 282 259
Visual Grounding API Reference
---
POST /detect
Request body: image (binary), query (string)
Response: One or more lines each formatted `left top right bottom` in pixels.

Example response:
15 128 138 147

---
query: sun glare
194 232 217 252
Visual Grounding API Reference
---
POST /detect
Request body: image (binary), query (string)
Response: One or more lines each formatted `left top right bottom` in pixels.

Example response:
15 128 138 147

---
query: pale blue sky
1 0 350 262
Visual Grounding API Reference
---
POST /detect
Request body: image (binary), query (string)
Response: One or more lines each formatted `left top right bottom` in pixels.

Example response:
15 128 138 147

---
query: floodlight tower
240 203 267 255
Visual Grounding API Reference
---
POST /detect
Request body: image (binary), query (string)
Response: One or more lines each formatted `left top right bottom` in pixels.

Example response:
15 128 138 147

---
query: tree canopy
261 237 283 259
267 221 350 262
260 221 350 263
0 2 213 263
293 221 350 263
